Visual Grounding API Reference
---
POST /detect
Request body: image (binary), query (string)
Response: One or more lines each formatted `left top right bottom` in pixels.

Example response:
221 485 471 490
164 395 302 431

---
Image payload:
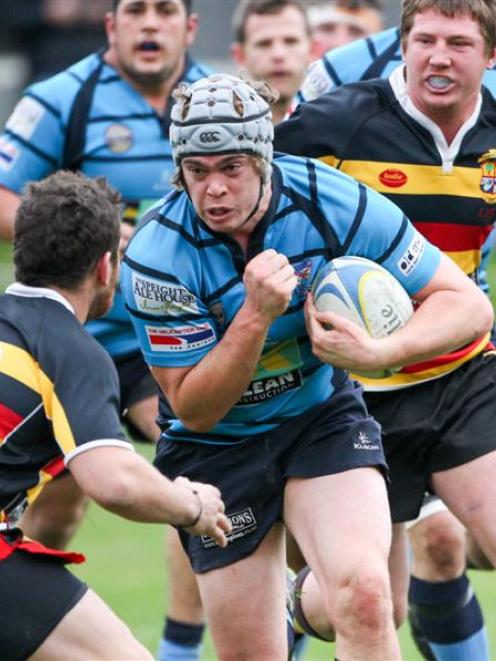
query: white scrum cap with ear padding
170 74 274 181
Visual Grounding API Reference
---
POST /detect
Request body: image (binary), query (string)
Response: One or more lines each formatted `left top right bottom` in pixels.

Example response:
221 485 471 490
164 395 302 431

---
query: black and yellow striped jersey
275 69 496 389
0 285 131 526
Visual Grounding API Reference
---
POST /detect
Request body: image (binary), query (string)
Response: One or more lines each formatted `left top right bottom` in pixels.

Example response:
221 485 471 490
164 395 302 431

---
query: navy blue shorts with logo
364 351 496 523
154 377 386 573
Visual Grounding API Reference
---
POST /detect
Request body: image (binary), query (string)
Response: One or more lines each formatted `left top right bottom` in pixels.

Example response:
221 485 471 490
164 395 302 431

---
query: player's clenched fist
174 476 232 548
243 249 298 321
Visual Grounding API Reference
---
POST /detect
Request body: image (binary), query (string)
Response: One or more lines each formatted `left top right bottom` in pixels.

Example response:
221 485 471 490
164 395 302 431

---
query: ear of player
312 256 414 377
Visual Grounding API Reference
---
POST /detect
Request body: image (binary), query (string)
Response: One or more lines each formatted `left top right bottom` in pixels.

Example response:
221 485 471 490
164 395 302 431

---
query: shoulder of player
23 53 106 118
273 153 364 204
323 27 400 76
125 190 196 266
278 79 393 151
481 72 496 103
183 57 215 84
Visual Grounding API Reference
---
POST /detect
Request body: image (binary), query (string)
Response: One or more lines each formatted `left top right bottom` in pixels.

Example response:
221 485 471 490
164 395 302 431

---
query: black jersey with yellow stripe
275 77 496 389
0 288 129 526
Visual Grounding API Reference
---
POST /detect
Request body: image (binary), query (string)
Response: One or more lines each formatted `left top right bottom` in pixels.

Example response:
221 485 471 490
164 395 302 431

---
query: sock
293 632 310 660
156 617 205 661
408 574 489 661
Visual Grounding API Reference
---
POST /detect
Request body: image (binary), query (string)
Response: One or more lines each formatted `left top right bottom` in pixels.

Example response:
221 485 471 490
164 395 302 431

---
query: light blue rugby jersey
298 27 496 103
0 52 212 357
121 154 441 444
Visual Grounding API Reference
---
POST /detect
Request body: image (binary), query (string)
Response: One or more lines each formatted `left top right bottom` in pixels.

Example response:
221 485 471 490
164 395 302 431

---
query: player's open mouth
206 207 231 220
137 41 161 53
426 75 452 91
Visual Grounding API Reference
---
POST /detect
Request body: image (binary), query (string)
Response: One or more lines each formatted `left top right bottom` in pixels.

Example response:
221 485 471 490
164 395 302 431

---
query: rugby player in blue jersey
0 170 230 661
121 72 492 660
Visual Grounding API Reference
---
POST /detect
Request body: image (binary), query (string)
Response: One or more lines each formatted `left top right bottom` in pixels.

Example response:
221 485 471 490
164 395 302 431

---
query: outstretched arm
68 446 231 547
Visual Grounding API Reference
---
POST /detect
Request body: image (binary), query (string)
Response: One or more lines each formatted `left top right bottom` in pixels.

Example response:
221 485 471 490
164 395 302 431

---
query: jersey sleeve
38 320 131 465
275 89 356 166
121 220 219 369
0 81 67 192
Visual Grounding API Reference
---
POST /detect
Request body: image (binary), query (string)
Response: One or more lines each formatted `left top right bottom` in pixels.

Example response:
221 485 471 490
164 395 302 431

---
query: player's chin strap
239 176 265 228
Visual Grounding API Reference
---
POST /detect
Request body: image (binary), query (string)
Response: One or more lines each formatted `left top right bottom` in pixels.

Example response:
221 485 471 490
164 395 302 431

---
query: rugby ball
311 256 414 377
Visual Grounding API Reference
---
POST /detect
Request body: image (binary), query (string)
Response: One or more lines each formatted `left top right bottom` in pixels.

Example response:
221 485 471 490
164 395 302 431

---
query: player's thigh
166 527 203 621
31 588 152 661
431 450 496 565
196 522 287 659
284 468 392 591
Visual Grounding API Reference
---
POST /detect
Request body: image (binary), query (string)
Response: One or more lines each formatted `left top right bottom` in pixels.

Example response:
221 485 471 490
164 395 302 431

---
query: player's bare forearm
68 447 230 545
152 250 297 432
0 187 20 241
153 302 272 432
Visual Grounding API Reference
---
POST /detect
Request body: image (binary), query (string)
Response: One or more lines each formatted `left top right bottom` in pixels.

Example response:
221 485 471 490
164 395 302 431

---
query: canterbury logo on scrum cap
199 131 221 144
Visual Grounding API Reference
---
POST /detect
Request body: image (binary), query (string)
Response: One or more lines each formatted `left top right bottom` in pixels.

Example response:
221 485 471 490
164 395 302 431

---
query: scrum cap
170 74 274 181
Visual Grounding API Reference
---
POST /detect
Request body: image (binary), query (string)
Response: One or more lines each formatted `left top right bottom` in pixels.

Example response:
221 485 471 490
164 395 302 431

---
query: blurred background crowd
0 0 399 125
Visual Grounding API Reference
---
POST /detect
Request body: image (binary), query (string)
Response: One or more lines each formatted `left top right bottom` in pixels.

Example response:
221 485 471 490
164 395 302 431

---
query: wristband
176 489 203 530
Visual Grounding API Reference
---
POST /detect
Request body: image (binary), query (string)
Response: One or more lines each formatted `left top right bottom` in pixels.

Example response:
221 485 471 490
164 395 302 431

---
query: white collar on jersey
5 282 76 316
389 64 482 172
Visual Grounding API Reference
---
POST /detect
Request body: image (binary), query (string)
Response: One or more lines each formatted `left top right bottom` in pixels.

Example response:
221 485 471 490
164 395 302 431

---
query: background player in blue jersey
275 1 496 658
307 0 384 58
121 72 492 659
0 1 213 658
0 170 229 661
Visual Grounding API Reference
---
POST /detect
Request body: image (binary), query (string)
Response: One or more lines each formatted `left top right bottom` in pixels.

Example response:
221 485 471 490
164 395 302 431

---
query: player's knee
333 567 393 639
411 515 466 575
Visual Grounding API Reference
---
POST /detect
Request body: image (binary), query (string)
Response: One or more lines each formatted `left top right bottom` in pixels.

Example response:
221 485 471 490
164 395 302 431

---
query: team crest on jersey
208 301 226 330
478 150 496 204
105 124 133 153
293 259 313 298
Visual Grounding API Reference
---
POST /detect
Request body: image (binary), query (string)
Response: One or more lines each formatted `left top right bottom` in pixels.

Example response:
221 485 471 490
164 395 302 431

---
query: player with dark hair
275 1 496 658
0 170 229 661
121 71 491 659
0 3 213 657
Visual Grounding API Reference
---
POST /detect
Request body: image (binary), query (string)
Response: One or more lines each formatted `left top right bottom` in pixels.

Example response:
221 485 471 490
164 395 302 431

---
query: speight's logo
478 150 496 204
379 168 408 188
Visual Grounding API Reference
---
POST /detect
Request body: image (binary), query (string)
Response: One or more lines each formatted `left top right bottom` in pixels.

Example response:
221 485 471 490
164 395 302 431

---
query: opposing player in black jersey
0 170 230 661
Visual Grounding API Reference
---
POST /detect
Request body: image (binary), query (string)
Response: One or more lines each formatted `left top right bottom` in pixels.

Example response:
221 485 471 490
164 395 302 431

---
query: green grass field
1 239 496 659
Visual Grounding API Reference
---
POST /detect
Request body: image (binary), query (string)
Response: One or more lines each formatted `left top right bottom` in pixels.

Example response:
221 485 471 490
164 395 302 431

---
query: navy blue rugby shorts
365 350 496 524
154 376 387 573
